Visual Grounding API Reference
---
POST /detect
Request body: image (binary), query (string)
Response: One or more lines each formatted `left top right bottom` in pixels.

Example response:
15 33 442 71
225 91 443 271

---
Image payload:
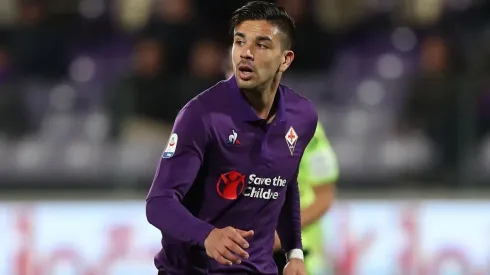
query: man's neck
241 75 281 122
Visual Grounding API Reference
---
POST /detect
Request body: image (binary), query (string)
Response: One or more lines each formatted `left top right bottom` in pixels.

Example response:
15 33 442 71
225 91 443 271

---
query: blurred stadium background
0 0 490 274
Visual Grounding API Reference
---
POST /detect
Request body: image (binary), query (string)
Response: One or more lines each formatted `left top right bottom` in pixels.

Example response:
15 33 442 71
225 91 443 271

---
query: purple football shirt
146 76 318 275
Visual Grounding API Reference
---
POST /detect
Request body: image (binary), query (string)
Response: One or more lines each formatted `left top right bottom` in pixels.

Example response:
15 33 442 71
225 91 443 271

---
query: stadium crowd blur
0 0 489 191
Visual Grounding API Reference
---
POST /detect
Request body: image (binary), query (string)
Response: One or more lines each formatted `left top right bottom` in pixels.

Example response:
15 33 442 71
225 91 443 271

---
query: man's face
232 20 293 89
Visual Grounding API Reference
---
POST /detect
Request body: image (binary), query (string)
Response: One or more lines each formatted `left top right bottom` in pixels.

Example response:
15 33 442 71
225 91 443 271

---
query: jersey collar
226 75 287 124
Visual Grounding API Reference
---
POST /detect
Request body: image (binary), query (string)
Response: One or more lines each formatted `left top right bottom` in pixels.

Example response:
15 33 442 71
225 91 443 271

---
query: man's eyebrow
234 32 273 42
256 36 273 42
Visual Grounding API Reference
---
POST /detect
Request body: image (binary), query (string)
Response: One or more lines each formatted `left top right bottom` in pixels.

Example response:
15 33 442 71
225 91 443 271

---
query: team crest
285 126 298 155
162 133 178 158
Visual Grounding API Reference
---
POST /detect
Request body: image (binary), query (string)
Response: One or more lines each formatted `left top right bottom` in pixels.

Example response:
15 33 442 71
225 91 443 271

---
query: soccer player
146 1 318 275
272 123 338 275
224 40 338 275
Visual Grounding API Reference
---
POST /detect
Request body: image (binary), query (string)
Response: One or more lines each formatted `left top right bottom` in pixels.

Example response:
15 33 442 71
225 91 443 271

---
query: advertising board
0 200 488 275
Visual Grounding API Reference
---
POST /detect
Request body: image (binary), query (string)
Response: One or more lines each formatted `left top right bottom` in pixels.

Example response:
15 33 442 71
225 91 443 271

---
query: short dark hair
230 1 295 50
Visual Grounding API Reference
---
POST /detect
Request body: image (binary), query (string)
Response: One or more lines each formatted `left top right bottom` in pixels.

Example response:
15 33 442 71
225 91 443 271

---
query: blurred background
0 0 490 274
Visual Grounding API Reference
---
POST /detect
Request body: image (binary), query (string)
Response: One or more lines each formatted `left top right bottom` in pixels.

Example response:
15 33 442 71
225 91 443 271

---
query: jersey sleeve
146 99 215 247
277 107 318 253
298 123 339 185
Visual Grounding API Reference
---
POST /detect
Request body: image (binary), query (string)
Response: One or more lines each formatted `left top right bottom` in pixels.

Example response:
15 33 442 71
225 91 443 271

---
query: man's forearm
146 195 215 247
276 181 302 252
274 201 330 251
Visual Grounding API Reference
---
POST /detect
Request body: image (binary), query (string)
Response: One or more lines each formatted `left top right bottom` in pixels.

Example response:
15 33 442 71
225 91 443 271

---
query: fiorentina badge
285 126 298 156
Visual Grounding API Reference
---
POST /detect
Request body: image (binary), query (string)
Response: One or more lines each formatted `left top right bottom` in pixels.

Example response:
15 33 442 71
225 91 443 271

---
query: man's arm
273 183 335 250
274 123 338 250
276 172 303 259
146 100 215 247
276 111 318 259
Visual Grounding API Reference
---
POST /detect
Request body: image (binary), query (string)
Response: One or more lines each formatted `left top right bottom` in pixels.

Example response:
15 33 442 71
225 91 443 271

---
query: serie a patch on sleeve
162 133 178 158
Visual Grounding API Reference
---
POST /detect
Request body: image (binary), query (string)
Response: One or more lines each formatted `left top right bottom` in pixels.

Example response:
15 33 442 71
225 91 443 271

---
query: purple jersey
146 76 318 275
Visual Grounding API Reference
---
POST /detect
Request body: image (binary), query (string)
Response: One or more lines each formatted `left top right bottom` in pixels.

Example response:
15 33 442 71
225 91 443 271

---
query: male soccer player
272 123 338 275
146 1 317 275
224 43 338 275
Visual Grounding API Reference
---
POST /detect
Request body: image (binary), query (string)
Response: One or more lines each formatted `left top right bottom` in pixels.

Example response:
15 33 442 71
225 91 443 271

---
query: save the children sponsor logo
216 171 287 200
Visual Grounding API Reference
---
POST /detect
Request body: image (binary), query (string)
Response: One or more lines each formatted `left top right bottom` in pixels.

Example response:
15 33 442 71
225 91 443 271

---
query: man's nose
240 47 254 60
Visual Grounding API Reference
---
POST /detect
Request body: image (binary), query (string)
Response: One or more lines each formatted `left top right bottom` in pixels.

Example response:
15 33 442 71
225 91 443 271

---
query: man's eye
257 44 267 48
235 40 245 46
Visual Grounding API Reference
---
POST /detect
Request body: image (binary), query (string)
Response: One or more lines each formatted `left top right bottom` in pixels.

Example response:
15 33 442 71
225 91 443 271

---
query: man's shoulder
179 78 229 114
280 84 318 124
190 79 229 106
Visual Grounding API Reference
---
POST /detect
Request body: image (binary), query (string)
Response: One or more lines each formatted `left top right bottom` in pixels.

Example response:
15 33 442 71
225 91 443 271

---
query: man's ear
279 50 294 73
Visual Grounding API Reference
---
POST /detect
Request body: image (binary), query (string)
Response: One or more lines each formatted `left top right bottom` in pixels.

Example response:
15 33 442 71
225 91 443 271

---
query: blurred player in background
147 1 317 274
226 39 338 275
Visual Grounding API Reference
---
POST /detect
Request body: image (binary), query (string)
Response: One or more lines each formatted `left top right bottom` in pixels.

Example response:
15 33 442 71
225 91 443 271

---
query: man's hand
283 259 306 275
273 230 281 252
204 226 254 265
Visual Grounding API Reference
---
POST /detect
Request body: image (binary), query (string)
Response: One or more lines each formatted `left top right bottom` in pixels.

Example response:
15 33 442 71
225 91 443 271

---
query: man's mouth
238 65 253 73
237 65 254 79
